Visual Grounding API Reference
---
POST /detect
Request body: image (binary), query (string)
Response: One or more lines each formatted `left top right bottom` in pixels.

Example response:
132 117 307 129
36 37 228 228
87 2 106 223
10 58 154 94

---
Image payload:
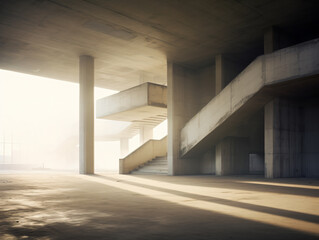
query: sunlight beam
81 175 319 237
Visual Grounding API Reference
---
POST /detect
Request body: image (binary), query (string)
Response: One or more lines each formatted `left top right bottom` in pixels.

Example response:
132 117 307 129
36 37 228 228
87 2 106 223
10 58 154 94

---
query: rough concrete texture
167 63 204 175
2 1 319 91
215 137 249 176
265 98 303 178
96 82 167 123
79 55 94 175
181 38 319 157
120 137 167 174
0 172 319 240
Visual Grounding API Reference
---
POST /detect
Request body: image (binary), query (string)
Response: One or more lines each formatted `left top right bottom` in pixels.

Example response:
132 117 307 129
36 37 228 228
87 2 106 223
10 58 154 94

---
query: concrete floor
0 172 318 240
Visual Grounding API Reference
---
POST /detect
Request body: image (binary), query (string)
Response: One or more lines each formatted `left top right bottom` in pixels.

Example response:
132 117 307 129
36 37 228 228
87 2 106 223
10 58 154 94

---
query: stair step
132 167 168 172
154 156 167 160
130 156 168 175
147 162 167 166
151 160 167 163
131 171 168 175
137 168 168 172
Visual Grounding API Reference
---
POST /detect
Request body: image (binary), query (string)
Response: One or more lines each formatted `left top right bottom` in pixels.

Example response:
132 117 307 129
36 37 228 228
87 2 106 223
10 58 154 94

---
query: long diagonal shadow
130 175 319 197
94 174 319 225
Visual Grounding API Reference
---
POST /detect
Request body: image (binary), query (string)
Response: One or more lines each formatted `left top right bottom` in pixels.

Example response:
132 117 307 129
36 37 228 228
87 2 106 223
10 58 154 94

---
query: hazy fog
0 70 130 171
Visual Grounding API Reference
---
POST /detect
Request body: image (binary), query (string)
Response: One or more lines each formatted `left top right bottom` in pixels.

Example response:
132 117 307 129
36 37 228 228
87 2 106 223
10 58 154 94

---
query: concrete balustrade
119 136 167 174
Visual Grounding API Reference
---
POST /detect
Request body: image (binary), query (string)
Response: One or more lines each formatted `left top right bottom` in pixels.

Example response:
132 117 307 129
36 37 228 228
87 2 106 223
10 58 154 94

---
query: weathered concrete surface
216 137 249 176
120 137 167 174
96 82 167 123
1 1 319 91
0 172 319 239
265 99 303 178
303 99 319 177
167 63 203 175
79 55 94 174
181 39 319 158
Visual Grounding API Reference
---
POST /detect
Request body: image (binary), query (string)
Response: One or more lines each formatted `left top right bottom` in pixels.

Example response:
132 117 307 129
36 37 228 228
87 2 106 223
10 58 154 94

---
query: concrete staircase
180 39 319 158
131 156 168 175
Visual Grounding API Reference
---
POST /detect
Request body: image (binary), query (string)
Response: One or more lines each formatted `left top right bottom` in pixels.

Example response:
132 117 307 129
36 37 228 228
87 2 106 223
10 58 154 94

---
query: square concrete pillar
264 99 302 178
264 26 280 54
167 62 201 175
215 54 242 95
215 137 249 176
215 54 224 95
79 55 94 174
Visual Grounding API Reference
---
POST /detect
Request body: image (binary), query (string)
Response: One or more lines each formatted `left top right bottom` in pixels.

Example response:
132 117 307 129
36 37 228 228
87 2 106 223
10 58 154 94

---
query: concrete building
1 1 319 239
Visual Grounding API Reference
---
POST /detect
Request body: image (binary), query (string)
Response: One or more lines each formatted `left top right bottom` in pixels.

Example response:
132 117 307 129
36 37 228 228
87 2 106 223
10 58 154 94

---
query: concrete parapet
119 136 167 174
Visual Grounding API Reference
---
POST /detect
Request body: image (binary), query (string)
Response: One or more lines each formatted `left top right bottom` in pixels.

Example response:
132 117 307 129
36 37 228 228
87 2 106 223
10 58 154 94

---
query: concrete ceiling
1 0 319 91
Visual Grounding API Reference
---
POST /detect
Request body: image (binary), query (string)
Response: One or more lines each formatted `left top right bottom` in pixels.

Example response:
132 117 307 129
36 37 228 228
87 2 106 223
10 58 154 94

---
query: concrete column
215 54 224 95
167 62 202 175
215 55 241 95
167 62 175 175
264 98 302 178
264 26 280 54
215 137 249 176
120 138 129 158
79 55 94 174
139 126 153 145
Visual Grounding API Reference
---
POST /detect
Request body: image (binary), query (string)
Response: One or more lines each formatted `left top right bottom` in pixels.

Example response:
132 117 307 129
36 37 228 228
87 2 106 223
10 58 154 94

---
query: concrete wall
200 148 216 174
249 154 264 174
265 97 319 178
302 98 319 177
198 65 216 107
119 136 167 174
265 98 303 178
216 137 249 176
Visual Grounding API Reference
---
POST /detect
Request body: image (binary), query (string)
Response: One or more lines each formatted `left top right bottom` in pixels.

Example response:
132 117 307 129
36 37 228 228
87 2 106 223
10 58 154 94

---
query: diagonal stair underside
181 39 319 158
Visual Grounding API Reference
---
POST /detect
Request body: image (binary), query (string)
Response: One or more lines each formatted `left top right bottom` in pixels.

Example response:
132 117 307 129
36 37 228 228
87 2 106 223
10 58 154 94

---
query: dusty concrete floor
0 172 318 240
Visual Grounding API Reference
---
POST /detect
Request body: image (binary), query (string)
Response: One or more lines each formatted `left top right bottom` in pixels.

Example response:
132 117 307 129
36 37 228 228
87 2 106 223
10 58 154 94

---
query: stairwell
131 156 168 175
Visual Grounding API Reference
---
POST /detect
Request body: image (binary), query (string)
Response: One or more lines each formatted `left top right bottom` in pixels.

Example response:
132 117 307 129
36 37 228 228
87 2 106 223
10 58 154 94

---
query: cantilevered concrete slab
181 38 319 158
96 82 167 125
